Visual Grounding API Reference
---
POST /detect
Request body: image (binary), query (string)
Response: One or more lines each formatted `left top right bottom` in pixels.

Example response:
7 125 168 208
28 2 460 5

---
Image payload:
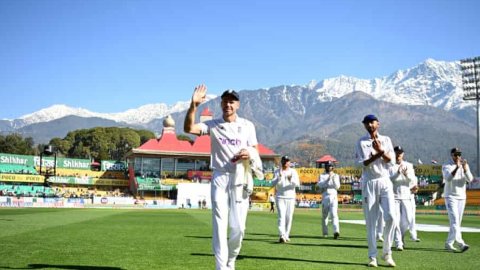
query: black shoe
279 237 286 243
334 232 340 239
461 244 470 253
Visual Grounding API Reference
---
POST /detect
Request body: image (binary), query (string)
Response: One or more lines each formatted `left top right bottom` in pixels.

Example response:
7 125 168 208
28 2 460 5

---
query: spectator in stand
442 147 472 252
317 161 341 239
271 155 300 243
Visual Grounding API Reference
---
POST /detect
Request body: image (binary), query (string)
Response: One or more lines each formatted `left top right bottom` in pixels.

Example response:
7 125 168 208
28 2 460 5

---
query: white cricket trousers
393 199 413 247
276 197 296 239
376 206 384 239
445 196 466 246
211 172 249 270
409 195 418 240
321 194 339 235
362 177 396 259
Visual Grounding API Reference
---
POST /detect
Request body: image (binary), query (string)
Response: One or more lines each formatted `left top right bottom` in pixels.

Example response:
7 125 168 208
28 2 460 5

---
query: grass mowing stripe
0 209 215 270
0 208 478 270
0 208 131 238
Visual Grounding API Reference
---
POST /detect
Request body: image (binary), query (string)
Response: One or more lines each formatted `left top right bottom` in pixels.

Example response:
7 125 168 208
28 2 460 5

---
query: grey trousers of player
211 172 249 270
276 197 295 239
394 199 413 248
362 177 396 259
322 194 340 236
445 196 467 246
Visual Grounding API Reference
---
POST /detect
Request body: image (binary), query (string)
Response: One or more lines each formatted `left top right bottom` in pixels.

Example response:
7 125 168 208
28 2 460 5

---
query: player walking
317 161 341 239
442 147 472 252
184 85 259 270
271 155 300 243
355 114 397 267
389 146 417 251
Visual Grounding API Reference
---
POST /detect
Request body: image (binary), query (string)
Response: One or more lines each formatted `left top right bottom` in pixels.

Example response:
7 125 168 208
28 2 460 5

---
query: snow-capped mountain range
8 95 217 129
311 58 463 110
1 58 469 129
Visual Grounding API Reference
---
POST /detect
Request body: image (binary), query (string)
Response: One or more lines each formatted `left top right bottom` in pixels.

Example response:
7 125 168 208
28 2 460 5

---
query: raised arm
184 84 208 135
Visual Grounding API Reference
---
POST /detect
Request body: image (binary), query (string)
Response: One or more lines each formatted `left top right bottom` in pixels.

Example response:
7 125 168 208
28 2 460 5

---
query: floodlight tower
460 56 480 176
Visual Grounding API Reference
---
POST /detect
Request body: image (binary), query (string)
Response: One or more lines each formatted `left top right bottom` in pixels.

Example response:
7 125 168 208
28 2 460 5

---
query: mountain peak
20 104 97 125
3 58 469 129
13 94 218 128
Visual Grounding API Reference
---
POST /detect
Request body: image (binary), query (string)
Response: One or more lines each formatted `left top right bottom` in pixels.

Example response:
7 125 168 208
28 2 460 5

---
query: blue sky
1 0 479 119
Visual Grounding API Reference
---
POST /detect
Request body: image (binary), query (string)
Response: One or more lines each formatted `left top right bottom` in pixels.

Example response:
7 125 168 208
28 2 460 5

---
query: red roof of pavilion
191 135 211 154
137 129 193 153
200 107 213 117
135 128 276 156
316 154 338 163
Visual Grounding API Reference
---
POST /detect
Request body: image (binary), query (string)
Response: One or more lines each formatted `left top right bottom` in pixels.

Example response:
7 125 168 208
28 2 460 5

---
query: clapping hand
372 138 383 154
398 164 408 176
462 158 469 171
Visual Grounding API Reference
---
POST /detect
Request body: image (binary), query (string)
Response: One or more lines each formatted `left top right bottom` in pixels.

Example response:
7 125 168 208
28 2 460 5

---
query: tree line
0 127 157 161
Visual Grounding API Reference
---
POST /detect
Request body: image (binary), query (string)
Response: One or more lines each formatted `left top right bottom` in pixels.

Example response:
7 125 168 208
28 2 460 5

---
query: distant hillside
0 59 478 170
168 91 475 169
17 115 137 144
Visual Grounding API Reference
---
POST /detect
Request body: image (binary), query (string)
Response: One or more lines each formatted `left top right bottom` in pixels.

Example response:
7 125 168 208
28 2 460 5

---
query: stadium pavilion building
126 108 278 200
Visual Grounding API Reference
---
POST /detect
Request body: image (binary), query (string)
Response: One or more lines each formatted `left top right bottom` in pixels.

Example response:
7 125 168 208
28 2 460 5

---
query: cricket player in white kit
376 208 385 242
408 186 420 242
442 147 472 253
317 161 341 239
184 85 259 270
355 114 397 267
389 146 417 251
271 155 300 243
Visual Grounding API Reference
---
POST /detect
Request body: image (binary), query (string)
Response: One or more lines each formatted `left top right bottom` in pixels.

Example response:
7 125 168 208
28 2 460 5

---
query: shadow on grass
290 242 368 249
191 253 366 267
0 264 125 270
185 235 211 239
247 232 277 237
290 243 448 253
290 235 367 242
324 236 366 242
242 237 277 243
394 247 453 253
248 233 366 242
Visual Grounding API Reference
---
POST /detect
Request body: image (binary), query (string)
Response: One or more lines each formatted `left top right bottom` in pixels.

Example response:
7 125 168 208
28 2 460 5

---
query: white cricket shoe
382 254 396 267
377 235 384 242
227 258 235 270
368 257 378 267
445 243 457 252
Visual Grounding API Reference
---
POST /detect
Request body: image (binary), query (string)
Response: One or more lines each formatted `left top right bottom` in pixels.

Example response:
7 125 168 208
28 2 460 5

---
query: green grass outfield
0 208 478 270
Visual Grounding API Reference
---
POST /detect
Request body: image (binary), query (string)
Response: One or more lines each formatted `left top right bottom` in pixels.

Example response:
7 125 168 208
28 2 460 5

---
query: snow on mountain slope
312 59 465 110
16 95 216 128
7 59 470 128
